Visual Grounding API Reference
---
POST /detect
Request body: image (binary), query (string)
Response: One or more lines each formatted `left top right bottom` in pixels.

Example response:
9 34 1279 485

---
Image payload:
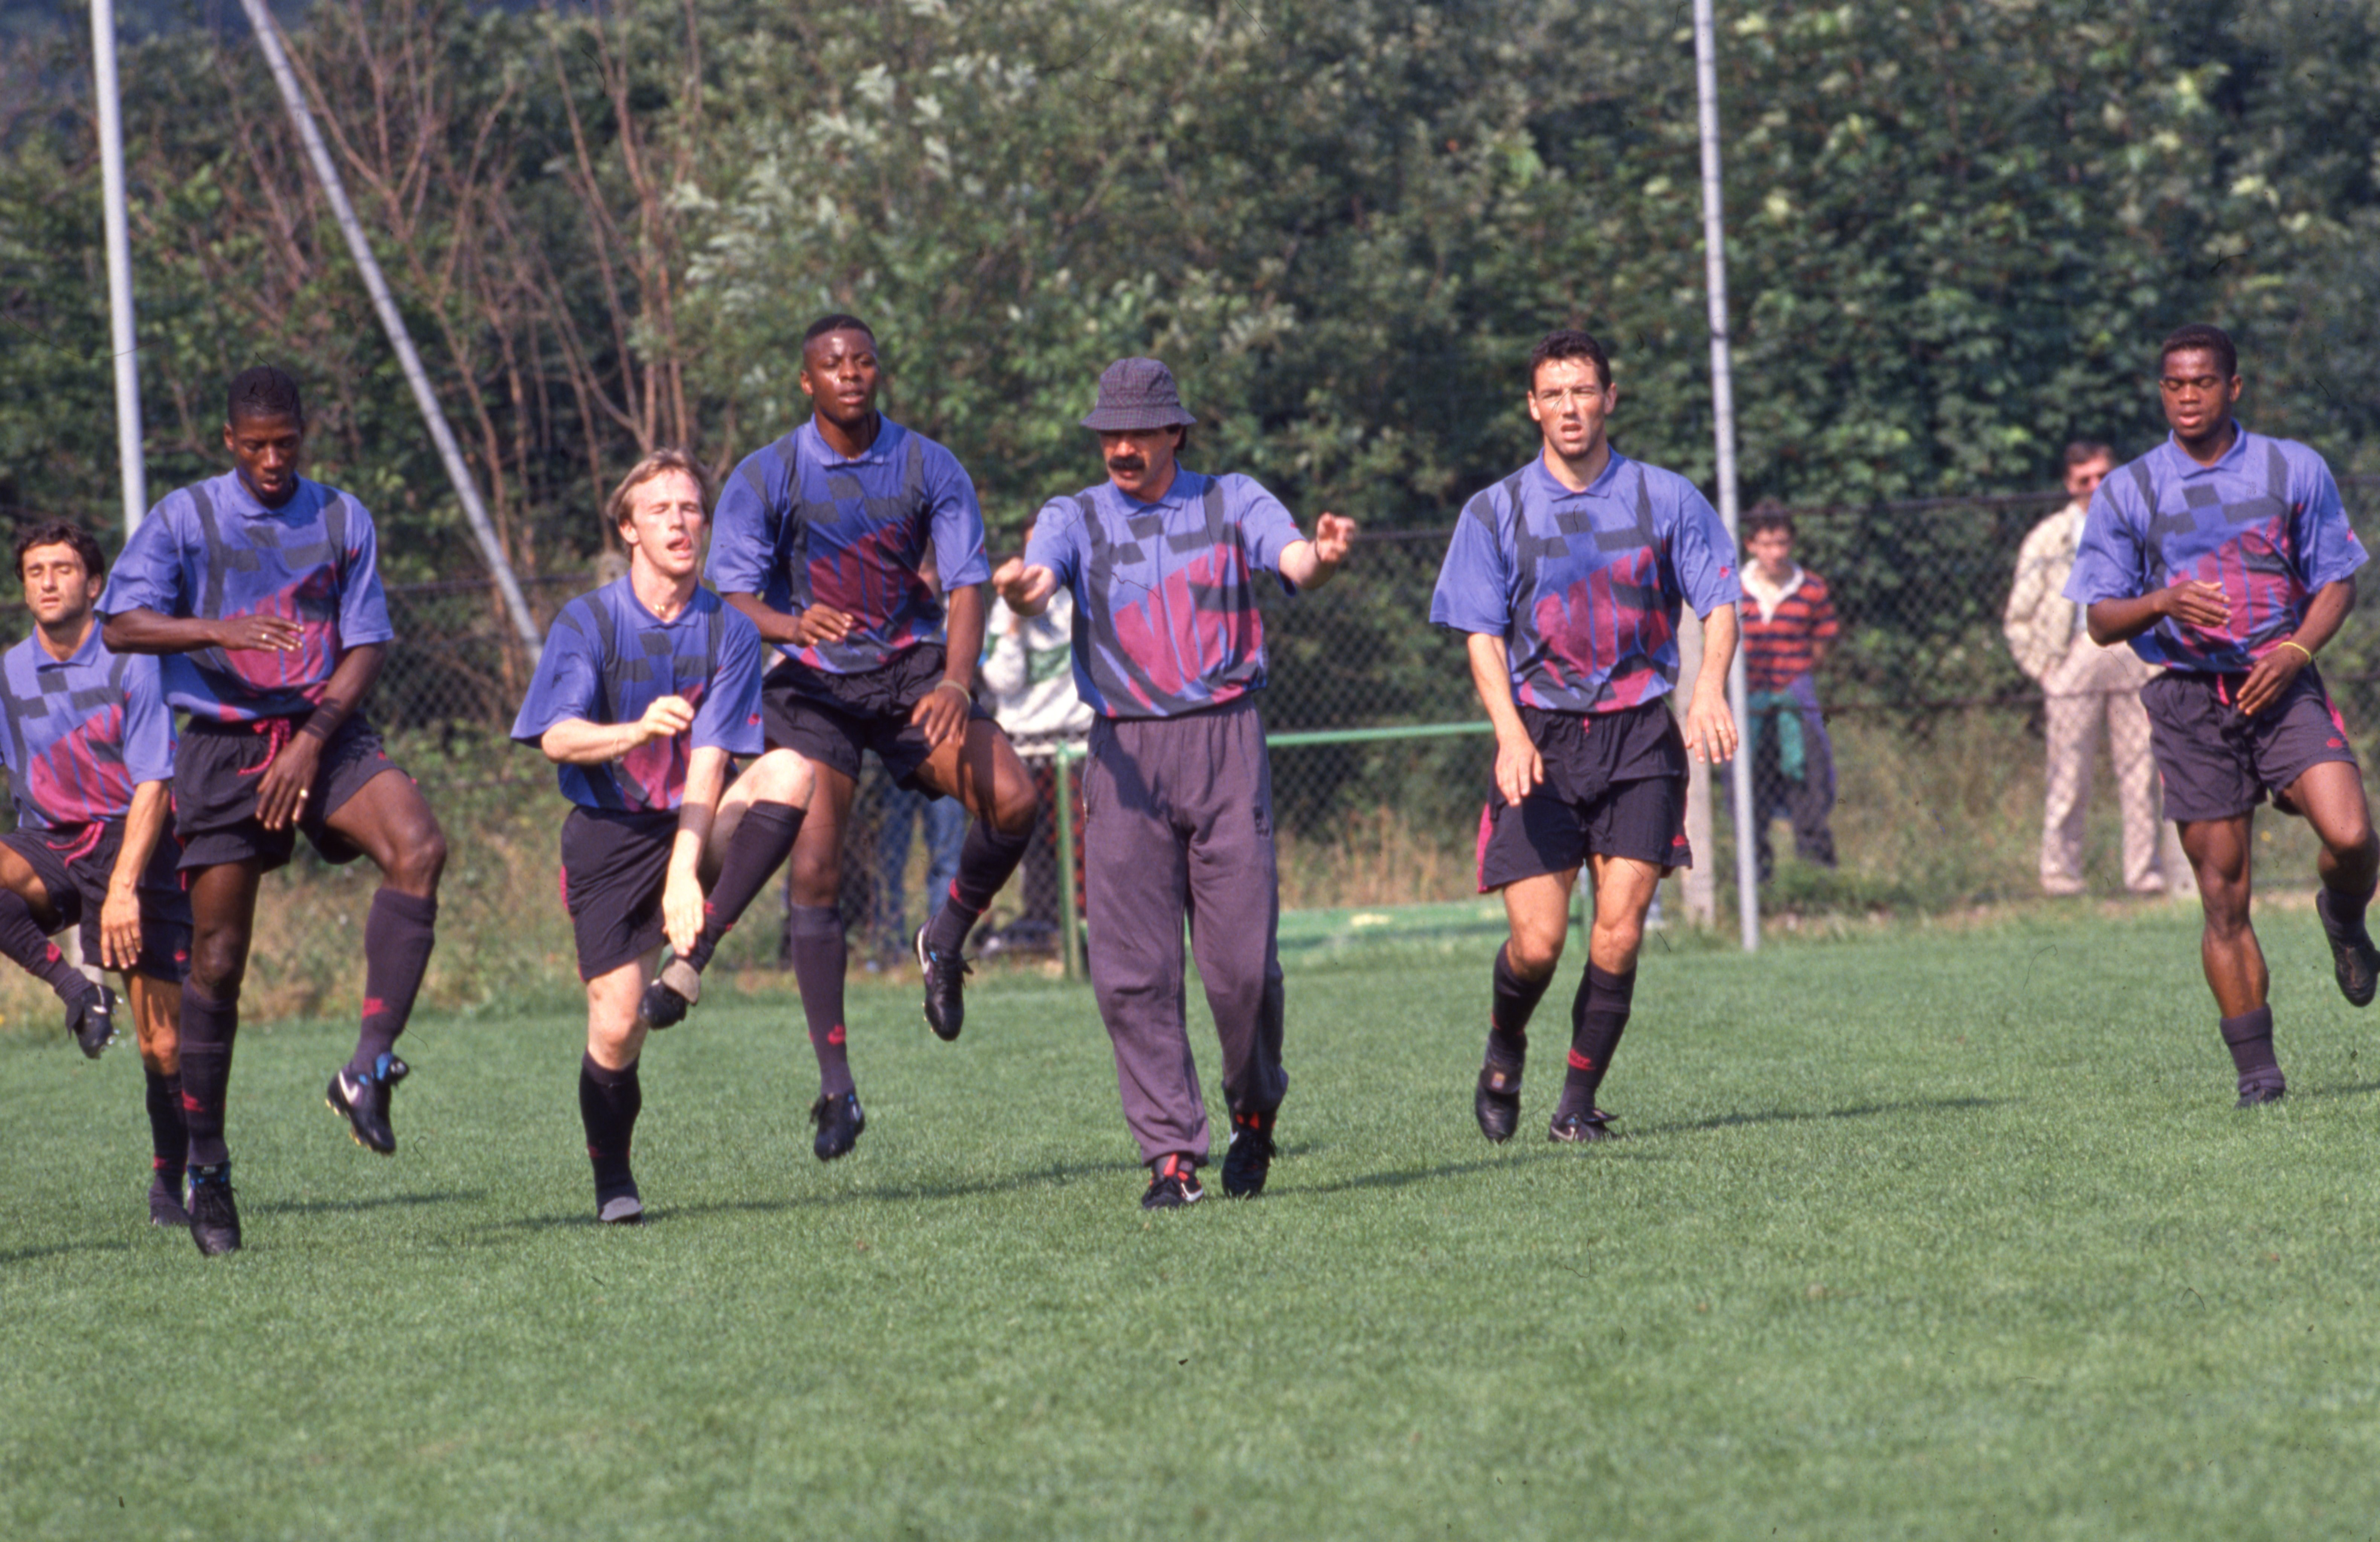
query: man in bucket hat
993 357 1354 1210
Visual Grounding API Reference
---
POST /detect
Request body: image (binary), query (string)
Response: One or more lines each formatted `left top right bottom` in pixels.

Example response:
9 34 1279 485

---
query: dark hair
14 519 106 585
1528 329 1612 391
2159 323 2237 381
1744 498 1793 541
802 314 876 349
226 365 305 425
2063 439 2114 469
605 447 713 531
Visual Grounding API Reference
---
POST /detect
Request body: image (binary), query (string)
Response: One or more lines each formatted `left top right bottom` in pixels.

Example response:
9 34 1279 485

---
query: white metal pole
90 0 146 535
1693 0 1759 952
233 0 542 656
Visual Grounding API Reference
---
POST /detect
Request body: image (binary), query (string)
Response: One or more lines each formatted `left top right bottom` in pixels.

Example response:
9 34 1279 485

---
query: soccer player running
689 314 1038 1162
513 451 787 1222
1431 330 1741 1144
2067 323 2380 1107
99 366 449 1256
0 522 195 1227
993 356 1354 1209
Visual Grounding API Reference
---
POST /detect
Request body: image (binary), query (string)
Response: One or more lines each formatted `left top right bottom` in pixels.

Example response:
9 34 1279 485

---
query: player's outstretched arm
2084 581 2229 647
990 557 1059 617
1278 513 1356 591
664 746 732 955
537 696 697 766
1682 603 1740 765
101 606 302 658
1465 631 1543 804
99 779 170 973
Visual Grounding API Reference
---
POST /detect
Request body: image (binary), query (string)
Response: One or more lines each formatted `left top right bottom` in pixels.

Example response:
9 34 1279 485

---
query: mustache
1106 456 1147 473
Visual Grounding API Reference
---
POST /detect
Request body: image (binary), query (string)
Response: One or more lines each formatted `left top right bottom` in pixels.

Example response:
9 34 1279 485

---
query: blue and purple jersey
510 578 764 812
0 625 175 831
708 418 989 675
1022 469 1306 720
1431 451 1742 714
2066 425 2367 673
97 471 395 723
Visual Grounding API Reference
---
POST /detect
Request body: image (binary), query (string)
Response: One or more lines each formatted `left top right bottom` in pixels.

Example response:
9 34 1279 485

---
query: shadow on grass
252 1188 487 1216
465 1161 1152 1234
0 1237 139 1265
1656 1095 2006 1136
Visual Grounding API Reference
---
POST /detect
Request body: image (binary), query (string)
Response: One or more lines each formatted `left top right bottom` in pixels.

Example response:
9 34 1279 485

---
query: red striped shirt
1742 568 1838 690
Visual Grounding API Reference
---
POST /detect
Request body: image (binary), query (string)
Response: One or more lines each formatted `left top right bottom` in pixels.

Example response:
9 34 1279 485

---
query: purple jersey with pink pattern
97 471 394 722
1022 470 1306 720
0 626 175 831
708 418 989 675
1431 452 1742 714
2066 425 2367 673
510 578 764 812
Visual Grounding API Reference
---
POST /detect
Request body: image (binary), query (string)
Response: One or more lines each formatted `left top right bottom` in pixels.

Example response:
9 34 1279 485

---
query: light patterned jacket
2004 501 2153 694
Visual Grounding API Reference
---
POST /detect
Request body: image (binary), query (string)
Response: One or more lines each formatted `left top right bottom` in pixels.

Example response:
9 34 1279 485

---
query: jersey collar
1526 447 1631 501
799 416 904 469
31 620 106 673
2157 420 2253 481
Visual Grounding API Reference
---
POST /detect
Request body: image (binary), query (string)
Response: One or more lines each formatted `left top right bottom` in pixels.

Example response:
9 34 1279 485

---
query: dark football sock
578 1054 643 1199
143 1063 188 1182
1487 942 1553 1071
178 986 240 1169
347 888 438 1078
684 801 804 972
0 886 90 1000
923 815 1037 957
787 904 855 1098
2219 1006 2284 1097
1556 965 1636 1118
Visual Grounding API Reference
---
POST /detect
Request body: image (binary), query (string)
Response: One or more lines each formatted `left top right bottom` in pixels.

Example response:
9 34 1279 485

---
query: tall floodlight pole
233 0 542 656
90 0 145 534
1693 0 1760 951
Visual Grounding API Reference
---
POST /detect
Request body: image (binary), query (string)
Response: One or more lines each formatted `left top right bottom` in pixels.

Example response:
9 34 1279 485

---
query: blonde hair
604 448 712 532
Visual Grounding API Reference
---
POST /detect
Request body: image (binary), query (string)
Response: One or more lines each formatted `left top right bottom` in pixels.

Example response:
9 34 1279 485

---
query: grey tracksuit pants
1082 699 1288 1167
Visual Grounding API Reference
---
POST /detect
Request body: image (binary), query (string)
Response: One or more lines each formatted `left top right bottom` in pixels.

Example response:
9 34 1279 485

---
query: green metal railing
1050 720 1494 979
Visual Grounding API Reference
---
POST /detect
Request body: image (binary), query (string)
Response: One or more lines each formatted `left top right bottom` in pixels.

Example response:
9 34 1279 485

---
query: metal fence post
1055 741 1082 981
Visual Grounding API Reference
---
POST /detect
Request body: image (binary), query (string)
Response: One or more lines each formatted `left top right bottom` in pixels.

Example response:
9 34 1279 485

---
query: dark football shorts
174 713 404 873
558 806 679 981
1 817 192 983
1476 699 1693 891
2140 665 2361 824
761 642 991 789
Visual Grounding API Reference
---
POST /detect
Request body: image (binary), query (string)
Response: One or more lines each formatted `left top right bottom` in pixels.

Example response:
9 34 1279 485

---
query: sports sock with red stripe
578 1053 642 1199
786 904 855 1098
0 886 90 1000
1554 964 1635 1119
346 888 436 1079
177 985 238 1169
143 1062 187 1189
684 801 804 972
923 816 1037 958
1487 942 1552 1074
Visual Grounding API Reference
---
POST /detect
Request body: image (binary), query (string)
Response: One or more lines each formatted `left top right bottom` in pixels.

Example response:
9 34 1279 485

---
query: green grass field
6 902 2380 1540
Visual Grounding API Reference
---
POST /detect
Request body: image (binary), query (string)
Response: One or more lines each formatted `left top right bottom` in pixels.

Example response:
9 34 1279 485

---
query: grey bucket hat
1079 357 1198 431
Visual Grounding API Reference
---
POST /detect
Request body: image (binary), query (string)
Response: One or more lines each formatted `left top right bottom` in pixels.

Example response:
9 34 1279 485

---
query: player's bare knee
189 941 247 1001
1507 930 1565 978
749 749 814 809
991 782 1039 835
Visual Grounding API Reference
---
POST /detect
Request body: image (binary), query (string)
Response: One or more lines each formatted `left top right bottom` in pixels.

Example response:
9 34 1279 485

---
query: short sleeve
510 603 603 742
97 499 190 619
1023 498 1087 593
335 500 395 647
708 451 783 596
923 445 991 591
2292 453 2368 593
1229 476 1307 585
1666 481 1742 618
1429 491 1516 635
691 609 766 757
119 656 176 787
2065 481 2146 606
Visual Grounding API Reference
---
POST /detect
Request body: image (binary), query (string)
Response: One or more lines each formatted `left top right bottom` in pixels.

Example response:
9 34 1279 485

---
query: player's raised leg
0 849 115 1054
2292 759 2380 1006
913 713 1040 1041
320 769 447 1153
636 746 816 1030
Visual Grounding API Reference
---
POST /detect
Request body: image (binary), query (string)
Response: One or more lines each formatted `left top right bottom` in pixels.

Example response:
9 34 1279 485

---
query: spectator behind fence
1738 503 1839 880
979 588 1093 955
2004 441 2168 897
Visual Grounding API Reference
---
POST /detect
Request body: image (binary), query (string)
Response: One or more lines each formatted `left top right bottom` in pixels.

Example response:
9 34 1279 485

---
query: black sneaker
2236 1081 2287 1109
66 983 119 1059
1221 1110 1277 1198
915 925 971 1042
2317 891 2380 1007
186 1164 241 1256
636 958 701 1031
325 1052 409 1154
1142 1153 1204 1210
1548 1107 1619 1143
1475 1060 1523 1144
149 1170 190 1228
597 1181 645 1225
810 1091 866 1161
